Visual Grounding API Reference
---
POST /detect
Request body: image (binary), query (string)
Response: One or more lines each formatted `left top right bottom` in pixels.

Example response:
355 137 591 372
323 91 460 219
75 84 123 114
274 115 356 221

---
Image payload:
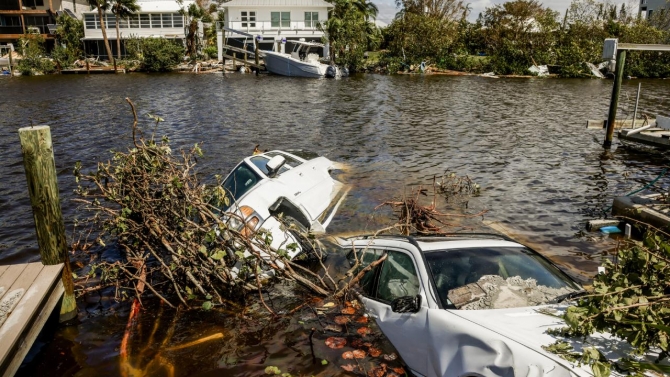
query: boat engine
325 65 338 78
340 67 349 77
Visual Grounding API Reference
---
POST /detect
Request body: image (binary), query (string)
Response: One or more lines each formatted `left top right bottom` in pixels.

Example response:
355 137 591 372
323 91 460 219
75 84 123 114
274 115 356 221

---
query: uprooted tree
72 99 404 310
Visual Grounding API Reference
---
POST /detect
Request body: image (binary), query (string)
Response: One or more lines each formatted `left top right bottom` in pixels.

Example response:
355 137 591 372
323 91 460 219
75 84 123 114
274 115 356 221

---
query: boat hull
263 52 326 78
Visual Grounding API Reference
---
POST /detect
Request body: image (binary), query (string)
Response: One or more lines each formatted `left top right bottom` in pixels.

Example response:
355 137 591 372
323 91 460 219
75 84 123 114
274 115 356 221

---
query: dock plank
0 263 63 376
0 265 9 280
0 264 29 301
2 272 63 377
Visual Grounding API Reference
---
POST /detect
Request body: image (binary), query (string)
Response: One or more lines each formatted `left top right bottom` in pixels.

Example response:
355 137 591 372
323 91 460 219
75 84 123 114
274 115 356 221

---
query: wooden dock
0 262 64 376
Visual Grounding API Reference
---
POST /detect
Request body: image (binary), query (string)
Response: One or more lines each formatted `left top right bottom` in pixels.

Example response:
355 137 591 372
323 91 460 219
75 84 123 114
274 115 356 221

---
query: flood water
2 73 670 375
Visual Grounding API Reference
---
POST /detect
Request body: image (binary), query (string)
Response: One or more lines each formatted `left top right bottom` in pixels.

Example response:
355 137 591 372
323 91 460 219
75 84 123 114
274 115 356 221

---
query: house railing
217 20 322 33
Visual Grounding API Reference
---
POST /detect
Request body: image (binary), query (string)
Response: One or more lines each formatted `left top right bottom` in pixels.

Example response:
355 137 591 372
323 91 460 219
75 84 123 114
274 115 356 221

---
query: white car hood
448 305 662 377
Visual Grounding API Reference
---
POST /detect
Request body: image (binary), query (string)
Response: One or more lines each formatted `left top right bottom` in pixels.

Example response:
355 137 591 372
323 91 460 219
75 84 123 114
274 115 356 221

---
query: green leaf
202 301 213 310
210 249 226 261
264 366 281 375
321 359 328 365
198 245 207 255
591 361 611 377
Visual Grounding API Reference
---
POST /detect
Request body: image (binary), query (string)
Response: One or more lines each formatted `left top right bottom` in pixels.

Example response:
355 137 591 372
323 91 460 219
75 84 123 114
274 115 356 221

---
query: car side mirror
266 155 286 178
391 295 421 314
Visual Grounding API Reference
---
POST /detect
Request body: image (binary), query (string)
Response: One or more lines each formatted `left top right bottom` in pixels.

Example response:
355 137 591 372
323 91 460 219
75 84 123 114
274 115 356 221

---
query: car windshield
425 247 581 310
221 162 261 209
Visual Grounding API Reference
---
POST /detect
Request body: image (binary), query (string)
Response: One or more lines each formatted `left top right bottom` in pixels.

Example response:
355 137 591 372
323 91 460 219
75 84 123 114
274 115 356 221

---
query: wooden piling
18 125 77 322
604 49 627 149
86 57 90 74
254 39 260 67
7 49 13 77
232 52 236 70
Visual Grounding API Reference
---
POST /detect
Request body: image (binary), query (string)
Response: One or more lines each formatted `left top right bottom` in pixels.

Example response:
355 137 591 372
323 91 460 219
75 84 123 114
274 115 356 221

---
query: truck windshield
425 247 581 309
221 162 261 209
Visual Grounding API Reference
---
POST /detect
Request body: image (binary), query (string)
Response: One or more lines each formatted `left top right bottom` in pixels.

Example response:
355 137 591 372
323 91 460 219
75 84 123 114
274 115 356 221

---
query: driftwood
377 178 487 235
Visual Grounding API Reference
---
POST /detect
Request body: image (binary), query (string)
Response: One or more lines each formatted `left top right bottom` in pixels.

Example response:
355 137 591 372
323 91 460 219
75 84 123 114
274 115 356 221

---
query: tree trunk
116 15 121 60
98 7 114 62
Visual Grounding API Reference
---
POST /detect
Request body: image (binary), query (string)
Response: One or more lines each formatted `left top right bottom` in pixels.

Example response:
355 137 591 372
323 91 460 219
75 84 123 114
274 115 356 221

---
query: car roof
416 238 525 252
348 234 525 253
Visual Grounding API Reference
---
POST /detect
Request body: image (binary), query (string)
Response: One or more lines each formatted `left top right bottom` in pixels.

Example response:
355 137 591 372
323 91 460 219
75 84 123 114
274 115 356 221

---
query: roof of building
221 0 332 8
84 0 195 13
137 0 193 12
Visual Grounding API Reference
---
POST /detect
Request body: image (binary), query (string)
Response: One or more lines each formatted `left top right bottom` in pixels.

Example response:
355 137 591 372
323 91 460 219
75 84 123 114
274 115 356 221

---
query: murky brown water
2 73 670 375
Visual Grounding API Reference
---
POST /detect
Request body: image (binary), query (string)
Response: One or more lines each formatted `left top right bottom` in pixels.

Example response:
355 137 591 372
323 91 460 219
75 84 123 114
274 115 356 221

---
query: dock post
254 39 260 67
86 57 90 74
18 125 77 322
604 49 627 149
7 49 13 77
232 52 236 71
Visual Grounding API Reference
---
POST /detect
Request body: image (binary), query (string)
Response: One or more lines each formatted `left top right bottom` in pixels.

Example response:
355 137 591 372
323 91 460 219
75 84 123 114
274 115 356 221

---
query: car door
359 248 431 377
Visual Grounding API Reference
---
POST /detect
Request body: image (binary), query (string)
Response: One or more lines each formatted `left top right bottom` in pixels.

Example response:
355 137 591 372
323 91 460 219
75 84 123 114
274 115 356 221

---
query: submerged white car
338 234 603 377
219 150 348 268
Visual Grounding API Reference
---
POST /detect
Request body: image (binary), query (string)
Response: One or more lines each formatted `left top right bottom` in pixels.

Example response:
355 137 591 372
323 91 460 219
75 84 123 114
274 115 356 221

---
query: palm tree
354 0 378 21
87 0 114 61
111 0 140 60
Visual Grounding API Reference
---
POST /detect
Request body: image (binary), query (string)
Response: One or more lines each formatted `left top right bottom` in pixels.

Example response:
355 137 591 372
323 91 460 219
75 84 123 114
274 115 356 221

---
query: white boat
262 40 339 78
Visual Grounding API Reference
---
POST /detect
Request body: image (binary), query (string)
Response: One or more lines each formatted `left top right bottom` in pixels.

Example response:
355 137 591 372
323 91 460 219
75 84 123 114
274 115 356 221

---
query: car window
425 247 581 308
376 251 420 303
347 248 384 297
221 163 261 207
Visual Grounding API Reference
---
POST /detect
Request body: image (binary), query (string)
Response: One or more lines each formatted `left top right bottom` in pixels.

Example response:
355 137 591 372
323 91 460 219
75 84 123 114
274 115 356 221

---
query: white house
82 0 195 59
216 0 331 59
639 0 667 18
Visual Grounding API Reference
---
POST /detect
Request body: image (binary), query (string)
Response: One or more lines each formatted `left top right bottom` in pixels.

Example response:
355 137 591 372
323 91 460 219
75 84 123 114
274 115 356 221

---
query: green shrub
203 46 217 60
125 37 184 72
17 34 55 75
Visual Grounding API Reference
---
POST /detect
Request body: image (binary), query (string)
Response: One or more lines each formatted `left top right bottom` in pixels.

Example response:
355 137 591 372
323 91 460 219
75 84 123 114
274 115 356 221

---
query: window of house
271 11 290 28
162 13 172 27
140 14 150 28
172 13 183 27
241 11 255 28
128 15 139 28
304 12 318 27
23 0 44 7
103 14 115 27
84 14 96 29
151 14 161 28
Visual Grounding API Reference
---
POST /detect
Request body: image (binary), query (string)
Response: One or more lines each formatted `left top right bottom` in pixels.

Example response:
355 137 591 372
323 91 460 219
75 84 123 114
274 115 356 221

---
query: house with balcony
82 0 194 60
0 0 87 46
639 0 667 18
217 0 331 59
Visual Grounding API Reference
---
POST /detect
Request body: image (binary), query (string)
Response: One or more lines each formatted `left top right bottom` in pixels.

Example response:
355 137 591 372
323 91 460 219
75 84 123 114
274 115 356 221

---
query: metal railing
216 20 321 33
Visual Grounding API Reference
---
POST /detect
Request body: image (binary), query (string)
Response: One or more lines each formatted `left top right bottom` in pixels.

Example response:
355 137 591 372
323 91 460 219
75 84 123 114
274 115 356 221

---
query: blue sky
373 0 634 25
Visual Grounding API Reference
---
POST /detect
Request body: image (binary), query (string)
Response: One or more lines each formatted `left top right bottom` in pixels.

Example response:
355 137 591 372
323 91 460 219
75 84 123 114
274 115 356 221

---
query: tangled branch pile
545 222 670 376
73 100 342 309
377 177 486 236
